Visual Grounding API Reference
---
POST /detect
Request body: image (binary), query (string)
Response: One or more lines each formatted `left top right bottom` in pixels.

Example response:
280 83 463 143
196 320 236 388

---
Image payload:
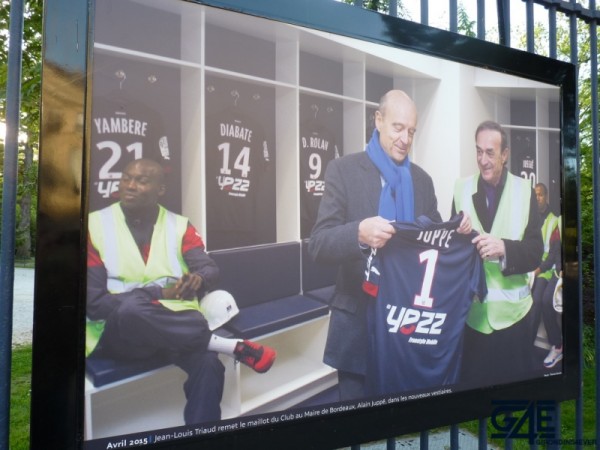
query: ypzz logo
96 180 120 199
386 305 446 335
217 176 250 193
304 180 325 193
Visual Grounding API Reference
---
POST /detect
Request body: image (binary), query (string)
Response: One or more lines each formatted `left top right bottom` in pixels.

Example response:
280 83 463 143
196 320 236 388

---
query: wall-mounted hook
231 90 240 107
311 104 319 119
115 70 126 90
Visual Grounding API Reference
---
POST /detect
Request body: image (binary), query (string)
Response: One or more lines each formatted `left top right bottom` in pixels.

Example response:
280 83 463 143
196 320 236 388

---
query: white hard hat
553 277 563 313
199 290 239 330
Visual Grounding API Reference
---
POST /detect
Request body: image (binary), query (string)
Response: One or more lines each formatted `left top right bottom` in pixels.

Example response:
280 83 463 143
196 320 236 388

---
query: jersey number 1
413 249 438 308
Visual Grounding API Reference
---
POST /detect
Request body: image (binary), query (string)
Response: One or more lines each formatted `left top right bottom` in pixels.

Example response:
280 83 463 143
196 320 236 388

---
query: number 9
309 153 322 180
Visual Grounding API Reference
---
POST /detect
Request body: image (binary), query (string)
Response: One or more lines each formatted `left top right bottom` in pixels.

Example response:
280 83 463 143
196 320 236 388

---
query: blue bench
210 241 330 339
86 351 170 388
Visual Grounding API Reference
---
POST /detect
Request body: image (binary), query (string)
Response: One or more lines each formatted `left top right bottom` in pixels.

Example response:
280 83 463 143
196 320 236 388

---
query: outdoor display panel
31 0 579 449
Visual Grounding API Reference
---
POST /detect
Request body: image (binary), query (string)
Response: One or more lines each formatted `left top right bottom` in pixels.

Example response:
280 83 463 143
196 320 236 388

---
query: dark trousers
460 308 536 388
541 276 562 347
531 276 562 348
95 296 225 424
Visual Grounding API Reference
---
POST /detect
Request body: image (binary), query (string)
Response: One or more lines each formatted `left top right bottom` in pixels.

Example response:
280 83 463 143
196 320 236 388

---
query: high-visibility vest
453 173 533 334
537 211 559 280
86 203 199 355
555 216 563 278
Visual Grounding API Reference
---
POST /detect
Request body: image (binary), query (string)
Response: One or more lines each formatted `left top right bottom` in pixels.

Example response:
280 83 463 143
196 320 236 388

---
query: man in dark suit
308 90 470 400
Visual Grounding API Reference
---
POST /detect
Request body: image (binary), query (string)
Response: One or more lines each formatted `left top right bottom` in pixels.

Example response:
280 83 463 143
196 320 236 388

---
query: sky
398 0 589 47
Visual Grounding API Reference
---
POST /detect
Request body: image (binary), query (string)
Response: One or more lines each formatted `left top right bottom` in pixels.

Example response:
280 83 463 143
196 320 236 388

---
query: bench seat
223 294 329 339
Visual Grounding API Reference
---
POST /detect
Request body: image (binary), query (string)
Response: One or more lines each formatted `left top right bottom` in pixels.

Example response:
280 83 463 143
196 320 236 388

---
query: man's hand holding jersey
359 216 396 249
472 233 506 261
456 212 472 234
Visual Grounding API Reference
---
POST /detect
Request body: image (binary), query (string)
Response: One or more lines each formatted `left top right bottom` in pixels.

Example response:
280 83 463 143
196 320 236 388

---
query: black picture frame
32 0 579 449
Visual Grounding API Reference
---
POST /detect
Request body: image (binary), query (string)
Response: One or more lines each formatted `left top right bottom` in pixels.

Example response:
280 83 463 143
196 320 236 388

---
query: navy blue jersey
205 109 271 234
299 120 340 238
365 215 487 395
90 94 173 211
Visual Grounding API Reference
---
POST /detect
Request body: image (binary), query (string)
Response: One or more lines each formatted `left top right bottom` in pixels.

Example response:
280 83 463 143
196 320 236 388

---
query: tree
341 0 411 19
0 0 42 259
457 4 476 37
516 15 596 286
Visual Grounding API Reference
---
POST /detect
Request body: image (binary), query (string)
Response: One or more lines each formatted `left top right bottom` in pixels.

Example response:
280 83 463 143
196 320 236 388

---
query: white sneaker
543 345 563 368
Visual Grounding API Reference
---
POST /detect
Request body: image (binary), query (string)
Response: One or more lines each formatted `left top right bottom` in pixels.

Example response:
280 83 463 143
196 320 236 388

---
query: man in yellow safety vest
87 158 276 425
452 120 543 388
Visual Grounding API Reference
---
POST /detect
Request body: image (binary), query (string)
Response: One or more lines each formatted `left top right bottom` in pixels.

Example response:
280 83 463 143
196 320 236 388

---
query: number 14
219 142 251 178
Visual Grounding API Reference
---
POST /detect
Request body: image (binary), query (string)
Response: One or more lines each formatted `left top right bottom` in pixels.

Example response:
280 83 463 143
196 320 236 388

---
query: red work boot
234 340 277 373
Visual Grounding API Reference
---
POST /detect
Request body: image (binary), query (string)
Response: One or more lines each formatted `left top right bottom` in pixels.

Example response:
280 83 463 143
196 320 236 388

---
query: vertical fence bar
449 0 457 33
476 0 485 39
548 5 557 59
497 0 509 46
504 0 511 47
591 0 600 447
567 1 583 447
504 413 513 450
420 0 428 26
550 403 560 450
388 0 397 18
478 418 487 450
531 405 539 450
450 424 458 449
386 437 395 449
0 0 25 448
420 430 429 450
526 0 535 52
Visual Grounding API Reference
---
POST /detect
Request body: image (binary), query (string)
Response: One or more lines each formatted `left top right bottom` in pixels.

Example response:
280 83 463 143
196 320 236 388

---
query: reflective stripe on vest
542 213 558 254
538 212 559 280
90 203 187 293
453 173 533 333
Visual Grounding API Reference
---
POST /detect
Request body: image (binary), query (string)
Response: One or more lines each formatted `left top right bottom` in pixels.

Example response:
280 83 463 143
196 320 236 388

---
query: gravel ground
11 267 34 346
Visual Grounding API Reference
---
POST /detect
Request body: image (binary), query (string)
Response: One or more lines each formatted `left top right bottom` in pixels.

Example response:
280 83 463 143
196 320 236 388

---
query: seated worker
537 222 563 368
86 158 276 425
